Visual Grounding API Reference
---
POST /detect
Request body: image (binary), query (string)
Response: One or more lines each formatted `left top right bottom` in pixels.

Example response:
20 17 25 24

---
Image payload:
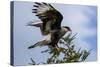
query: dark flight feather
32 2 63 35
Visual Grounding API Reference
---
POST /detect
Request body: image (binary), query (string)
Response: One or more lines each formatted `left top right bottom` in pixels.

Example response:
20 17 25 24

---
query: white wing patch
42 33 51 42
35 3 53 14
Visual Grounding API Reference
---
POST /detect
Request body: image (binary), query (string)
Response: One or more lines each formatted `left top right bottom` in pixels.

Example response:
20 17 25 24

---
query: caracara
28 2 71 49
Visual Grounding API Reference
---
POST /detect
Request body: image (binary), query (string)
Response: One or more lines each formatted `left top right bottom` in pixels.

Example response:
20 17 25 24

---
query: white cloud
60 6 97 51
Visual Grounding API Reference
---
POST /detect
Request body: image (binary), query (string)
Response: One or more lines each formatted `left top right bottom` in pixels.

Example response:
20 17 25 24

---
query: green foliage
29 33 91 65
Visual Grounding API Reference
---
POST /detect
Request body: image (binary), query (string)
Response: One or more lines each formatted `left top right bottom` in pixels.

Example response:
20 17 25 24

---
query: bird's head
62 26 72 32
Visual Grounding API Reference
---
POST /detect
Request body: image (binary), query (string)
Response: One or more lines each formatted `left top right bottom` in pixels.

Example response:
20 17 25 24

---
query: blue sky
13 1 97 66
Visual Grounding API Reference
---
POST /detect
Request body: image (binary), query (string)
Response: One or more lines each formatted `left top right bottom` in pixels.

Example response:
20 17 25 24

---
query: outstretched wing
32 2 63 33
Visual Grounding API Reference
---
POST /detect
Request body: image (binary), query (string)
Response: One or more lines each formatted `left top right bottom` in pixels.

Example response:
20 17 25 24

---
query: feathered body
28 2 71 49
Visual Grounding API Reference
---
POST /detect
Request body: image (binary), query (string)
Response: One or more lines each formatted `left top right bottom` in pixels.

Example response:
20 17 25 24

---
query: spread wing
32 2 63 33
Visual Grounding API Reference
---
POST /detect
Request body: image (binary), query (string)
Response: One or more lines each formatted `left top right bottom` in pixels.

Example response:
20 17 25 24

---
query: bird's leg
55 45 60 52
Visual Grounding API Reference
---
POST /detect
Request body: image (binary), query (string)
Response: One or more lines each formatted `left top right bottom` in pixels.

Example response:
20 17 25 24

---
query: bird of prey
28 2 71 49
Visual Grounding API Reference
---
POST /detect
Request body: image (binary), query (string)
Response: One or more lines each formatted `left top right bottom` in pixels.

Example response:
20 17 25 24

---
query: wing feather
32 2 63 35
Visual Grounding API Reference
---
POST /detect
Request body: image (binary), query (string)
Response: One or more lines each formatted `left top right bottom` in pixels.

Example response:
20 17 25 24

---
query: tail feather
28 41 43 49
28 39 50 49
